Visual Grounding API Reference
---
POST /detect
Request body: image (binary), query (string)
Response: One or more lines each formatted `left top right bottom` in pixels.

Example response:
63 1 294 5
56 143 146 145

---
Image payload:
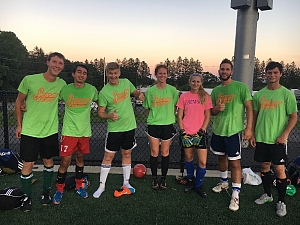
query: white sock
93 165 111 198
220 171 228 181
122 164 135 193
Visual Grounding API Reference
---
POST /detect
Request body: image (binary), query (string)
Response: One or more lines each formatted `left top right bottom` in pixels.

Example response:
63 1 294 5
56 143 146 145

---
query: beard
220 75 231 81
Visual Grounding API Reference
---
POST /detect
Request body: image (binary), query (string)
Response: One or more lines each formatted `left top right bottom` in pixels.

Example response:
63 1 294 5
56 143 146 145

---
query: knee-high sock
195 166 206 188
261 171 272 197
161 155 170 178
43 166 54 192
21 173 33 197
93 164 111 198
75 166 84 189
185 161 194 178
150 155 158 177
122 164 131 186
56 171 67 193
276 178 287 203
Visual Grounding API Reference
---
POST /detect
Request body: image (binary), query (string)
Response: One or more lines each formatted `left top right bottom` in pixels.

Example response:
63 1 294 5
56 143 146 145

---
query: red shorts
60 136 90 157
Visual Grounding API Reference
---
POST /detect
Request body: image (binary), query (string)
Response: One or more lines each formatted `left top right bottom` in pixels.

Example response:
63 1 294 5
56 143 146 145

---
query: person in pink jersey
176 73 212 198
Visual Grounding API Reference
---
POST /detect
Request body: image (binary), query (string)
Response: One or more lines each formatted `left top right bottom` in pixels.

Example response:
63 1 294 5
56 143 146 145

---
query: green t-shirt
211 80 252 136
253 86 297 144
17 73 66 138
59 83 98 137
98 78 136 132
143 84 178 125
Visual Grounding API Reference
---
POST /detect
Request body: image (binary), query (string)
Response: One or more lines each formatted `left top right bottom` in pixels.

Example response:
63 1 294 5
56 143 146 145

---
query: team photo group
15 52 297 218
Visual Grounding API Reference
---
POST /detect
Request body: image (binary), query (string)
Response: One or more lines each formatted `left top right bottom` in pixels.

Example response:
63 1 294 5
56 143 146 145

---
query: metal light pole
231 0 273 91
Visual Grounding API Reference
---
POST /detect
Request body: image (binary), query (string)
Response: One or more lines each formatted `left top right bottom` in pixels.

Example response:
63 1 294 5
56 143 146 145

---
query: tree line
1 30 300 91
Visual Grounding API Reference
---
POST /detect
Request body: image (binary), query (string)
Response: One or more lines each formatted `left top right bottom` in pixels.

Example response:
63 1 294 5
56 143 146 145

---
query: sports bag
0 187 24 210
64 174 89 191
0 149 23 174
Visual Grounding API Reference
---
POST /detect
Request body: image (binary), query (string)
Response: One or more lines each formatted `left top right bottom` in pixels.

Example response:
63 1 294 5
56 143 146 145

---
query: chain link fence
1 90 300 172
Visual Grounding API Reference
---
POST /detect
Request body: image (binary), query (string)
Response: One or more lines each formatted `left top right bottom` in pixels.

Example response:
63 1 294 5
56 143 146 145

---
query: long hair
189 73 207 104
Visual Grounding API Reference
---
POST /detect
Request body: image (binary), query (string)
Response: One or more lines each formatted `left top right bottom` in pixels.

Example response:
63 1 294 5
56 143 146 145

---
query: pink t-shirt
176 91 213 135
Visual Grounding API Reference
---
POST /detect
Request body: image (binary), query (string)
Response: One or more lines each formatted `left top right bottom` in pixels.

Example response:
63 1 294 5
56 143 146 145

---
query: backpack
0 149 23 174
64 174 89 191
287 157 300 187
0 187 24 210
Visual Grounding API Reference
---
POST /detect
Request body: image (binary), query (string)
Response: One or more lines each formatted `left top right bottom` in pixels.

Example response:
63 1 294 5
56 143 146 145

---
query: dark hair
154 64 168 75
47 52 65 62
220 58 233 70
106 62 120 73
265 61 283 73
73 64 88 74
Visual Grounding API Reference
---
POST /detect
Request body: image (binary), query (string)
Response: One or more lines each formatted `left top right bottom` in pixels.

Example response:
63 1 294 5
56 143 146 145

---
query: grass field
0 172 299 225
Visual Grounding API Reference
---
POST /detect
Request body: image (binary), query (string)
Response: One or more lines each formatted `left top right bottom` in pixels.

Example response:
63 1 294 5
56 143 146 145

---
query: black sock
261 171 272 197
150 156 158 177
161 155 170 177
276 178 288 203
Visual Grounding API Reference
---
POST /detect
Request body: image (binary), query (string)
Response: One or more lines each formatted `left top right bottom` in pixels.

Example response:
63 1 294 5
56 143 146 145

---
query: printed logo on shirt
152 95 172 107
66 94 91 108
113 89 129 104
185 99 200 105
33 88 59 102
217 93 236 104
259 96 282 110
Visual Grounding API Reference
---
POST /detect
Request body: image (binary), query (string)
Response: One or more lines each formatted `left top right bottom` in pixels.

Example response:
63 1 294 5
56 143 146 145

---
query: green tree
0 31 28 90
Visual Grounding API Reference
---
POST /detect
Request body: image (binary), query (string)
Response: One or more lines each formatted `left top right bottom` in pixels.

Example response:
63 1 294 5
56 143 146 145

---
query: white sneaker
276 201 287 217
212 182 229 193
229 197 239 211
254 193 273 205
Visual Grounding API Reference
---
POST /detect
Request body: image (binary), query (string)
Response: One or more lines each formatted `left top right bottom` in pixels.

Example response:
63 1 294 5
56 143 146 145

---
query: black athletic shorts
20 133 59 162
105 129 136 152
146 124 176 141
254 142 287 165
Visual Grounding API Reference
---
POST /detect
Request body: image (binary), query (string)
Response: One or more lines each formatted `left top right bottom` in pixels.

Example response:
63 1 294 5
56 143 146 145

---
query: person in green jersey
52 64 98 204
143 64 178 190
250 61 297 217
15 52 66 212
93 62 144 198
210 58 253 212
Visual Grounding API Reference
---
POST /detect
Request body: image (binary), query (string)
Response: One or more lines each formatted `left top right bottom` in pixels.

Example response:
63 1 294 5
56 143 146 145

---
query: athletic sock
185 161 194 179
161 155 170 177
150 155 158 177
75 166 84 189
43 166 54 192
93 164 110 198
276 178 288 203
220 171 229 183
56 171 67 193
232 183 241 199
195 166 206 188
261 171 272 197
20 173 33 197
122 164 135 193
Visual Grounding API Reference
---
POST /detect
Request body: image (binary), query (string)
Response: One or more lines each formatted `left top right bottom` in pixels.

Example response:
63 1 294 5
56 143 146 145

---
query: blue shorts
210 133 241 160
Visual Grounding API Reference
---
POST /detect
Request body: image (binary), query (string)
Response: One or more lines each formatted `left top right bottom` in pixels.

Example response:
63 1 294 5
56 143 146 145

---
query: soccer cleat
184 177 195 194
41 188 51 205
229 197 239 211
81 176 90 189
175 175 189 185
52 191 63 205
212 182 229 193
152 177 159 190
276 201 287 217
194 185 207 198
159 178 167 190
114 186 131 197
21 196 32 212
254 193 273 205
76 187 88 198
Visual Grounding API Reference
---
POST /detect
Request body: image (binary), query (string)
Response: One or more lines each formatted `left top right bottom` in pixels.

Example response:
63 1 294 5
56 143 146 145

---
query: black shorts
20 133 59 162
146 124 176 141
254 142 287 165
105 129 136 152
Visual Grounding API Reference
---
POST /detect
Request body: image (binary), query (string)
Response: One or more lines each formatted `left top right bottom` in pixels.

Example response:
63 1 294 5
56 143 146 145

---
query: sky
0 0 299 76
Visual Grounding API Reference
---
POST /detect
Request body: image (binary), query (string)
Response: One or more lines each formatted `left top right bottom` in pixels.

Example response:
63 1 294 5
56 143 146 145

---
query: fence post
1 91 10 149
